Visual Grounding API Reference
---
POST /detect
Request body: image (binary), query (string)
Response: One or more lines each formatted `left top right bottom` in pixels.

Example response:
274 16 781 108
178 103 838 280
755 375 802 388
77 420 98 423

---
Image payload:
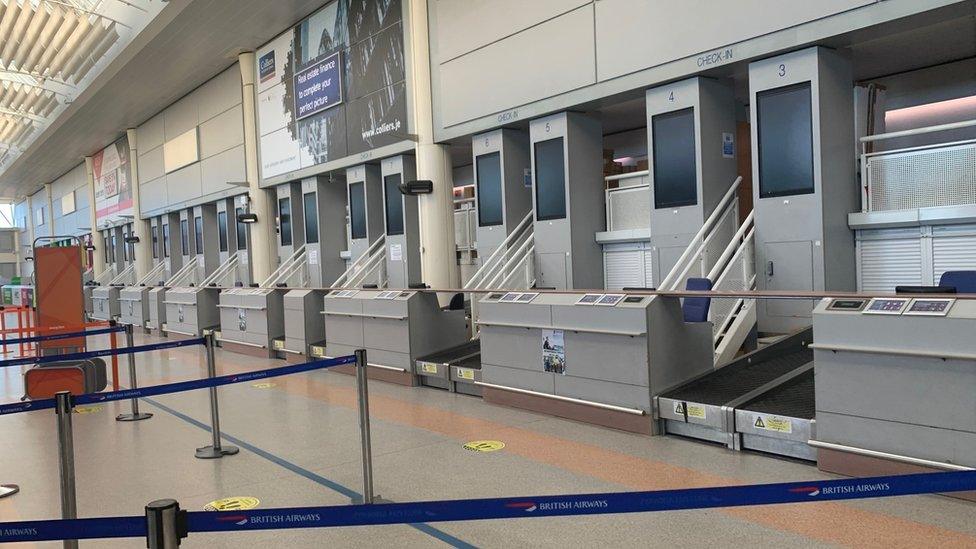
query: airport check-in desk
812 296 976 469
147 286 167 333
477 292 714 433
164 286 221 337
118 285 151 329
282 289 325 357
217 288 285 354
90 285 121 321
321 289 468 380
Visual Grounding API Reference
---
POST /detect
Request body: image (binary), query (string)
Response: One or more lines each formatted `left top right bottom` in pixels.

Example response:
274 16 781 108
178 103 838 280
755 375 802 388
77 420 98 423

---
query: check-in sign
294 51 343 120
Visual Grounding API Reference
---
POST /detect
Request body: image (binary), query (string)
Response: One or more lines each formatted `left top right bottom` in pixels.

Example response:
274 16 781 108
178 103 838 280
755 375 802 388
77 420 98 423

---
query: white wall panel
199 104 244 158
595 0 874 81
140 179 167 213
200 145 246 193
439 5 596 127
138 147 164 183
138 113 164 152
433 0 589 63
166 165 202 205
197 67 241 122
163 91 199 140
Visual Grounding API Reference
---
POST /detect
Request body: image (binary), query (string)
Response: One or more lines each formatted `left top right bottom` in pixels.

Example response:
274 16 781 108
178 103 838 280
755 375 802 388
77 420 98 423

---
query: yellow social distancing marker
463 440 505 453
73 405 103 415
251 382 277 389
204 496 260 512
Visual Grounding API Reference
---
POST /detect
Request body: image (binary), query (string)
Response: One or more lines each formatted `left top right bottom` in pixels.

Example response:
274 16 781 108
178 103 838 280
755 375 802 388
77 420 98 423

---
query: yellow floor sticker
251 382 277 389
73 405 103 415
463 440 505 453
204 497 260 512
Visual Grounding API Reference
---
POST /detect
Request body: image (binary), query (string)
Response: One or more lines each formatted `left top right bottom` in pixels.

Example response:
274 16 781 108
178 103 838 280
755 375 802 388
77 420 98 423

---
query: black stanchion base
195 445 240 459
0 484 19 499
116 412 153 422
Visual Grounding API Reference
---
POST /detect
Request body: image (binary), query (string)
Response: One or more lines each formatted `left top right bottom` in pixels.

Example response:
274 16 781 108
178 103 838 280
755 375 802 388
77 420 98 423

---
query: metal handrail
667 200 738 289
658 176 742 291
92 266 115 285
347 245 387 288
108 262 137 286
333 234 386 288
134 261 167 286
262 244 307 288
165 260 199 288
200 252 241 287
485 233 534 289
707 211 755 282
465 211 533 290
860 118 976 143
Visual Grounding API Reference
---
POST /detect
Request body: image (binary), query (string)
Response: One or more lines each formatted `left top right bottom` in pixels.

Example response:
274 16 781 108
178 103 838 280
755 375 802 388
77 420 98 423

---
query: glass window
235 208 247 250
652 107 698 209
349 182 367 239
278 197 292 246
151 224 159 259
476 152 503 227
180 219 189 256
303 192 319 244
384 174 404 236
534 137 566 221
162 224 170 257
217 211 228 252
757 82 815 198
194 216 203 254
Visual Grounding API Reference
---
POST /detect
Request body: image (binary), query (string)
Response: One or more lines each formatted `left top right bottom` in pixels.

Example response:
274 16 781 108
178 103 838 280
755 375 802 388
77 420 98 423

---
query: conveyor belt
662 346 812 405
656 327 813 448
737 369 815 420
416 339 481 366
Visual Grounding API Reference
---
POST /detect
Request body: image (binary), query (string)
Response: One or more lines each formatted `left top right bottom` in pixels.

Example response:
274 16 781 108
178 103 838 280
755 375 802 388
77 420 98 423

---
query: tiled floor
0 331 974 548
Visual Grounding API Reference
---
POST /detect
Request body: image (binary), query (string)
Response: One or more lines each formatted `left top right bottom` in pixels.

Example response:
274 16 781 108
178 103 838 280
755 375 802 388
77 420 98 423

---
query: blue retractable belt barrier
0 336 204 369
0 469 974 543
0 325 125 347
0 354 355 416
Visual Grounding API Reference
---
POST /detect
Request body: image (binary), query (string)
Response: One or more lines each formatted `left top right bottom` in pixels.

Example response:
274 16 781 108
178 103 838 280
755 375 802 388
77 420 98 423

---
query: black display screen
304 192 318 244
757 82 815 198
476 152 503 227
180 219 189 256
194 216 203 254
235 207 247 250
349 182 367 239
151 224 159 259
534 137 566 221
162 224 170 258
278 197 292 246
652 107 697 209
217 211 228 252
384 174 404 236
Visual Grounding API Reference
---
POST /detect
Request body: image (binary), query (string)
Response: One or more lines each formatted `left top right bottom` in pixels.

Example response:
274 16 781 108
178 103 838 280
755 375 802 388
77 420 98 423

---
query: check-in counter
282 289 326 360
164 287 221 337
812 296 976 476
217 288 285 356
477 291 714 434
118 285 151 329
147 287 166 334
322 289 468 385
91 285 121 321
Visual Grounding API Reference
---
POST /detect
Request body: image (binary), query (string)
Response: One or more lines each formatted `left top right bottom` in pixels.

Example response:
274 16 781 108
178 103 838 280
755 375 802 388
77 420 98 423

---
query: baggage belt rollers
657 328 814 458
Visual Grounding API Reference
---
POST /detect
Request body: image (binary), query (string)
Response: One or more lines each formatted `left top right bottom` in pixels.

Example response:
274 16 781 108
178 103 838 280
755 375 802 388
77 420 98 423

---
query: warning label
754 415 793 434
673 402 706 420
456 368 475 381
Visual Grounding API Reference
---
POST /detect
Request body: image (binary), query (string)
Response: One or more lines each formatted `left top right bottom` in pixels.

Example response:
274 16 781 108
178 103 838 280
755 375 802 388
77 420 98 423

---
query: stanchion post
146 499 186 548
109 320 120 391
1 305 7 355
355 349 375 504
195 331 239 459
117 324 152 422
55 391 79 549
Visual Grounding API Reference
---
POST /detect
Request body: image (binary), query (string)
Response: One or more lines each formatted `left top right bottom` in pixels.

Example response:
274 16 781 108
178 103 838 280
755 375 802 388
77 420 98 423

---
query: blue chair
683 277 713 323
939 271 976 294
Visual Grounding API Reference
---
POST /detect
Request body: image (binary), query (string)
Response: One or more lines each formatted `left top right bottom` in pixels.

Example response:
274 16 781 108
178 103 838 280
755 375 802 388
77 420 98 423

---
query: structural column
24 194 35 278
408 0 459 292
44 183 54 237
238 52 276 284
84 157 106 278
126 129 152 279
